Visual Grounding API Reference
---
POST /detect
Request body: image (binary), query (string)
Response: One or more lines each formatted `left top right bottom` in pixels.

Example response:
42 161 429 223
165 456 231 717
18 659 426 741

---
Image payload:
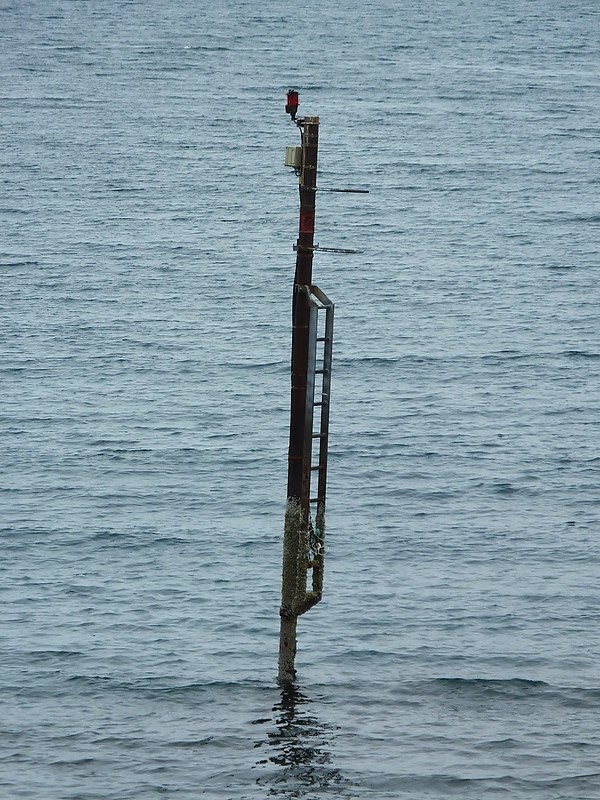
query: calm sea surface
2 0 599 797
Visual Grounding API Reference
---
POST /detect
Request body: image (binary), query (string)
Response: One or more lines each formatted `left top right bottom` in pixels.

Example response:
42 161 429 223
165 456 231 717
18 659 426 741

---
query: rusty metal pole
289 117 319 513
278 115 320 684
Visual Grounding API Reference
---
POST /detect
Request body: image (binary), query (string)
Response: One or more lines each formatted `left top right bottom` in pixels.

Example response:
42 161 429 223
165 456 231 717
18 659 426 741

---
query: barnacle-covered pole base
278 499 306 683
278 498 326 683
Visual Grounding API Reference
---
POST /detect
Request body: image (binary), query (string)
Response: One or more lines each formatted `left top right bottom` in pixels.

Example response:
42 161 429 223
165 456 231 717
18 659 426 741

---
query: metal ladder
304 285 334 592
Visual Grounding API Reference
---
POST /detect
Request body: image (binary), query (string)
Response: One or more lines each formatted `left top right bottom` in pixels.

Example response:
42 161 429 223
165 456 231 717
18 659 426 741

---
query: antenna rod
319 187 370 193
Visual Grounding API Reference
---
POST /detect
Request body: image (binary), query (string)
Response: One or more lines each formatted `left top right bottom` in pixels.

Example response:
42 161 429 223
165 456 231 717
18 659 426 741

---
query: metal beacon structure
278 90 366 684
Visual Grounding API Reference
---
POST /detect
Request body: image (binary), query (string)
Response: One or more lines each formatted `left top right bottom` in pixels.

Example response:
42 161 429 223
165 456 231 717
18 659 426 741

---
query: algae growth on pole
278 91 334 684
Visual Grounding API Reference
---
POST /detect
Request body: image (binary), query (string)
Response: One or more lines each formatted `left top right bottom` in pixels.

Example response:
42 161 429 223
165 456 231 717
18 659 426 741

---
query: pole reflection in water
253 684 353 798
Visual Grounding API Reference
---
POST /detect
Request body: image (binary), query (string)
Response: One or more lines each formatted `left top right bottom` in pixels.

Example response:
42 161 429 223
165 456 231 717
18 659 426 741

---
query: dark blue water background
2 0 599 797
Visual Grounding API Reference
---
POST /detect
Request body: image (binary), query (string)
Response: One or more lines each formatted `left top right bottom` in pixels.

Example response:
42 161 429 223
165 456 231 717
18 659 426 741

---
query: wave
408 676 600 707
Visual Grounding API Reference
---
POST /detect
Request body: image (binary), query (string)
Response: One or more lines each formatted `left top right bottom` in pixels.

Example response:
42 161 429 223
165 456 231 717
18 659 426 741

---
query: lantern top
285 89 299 120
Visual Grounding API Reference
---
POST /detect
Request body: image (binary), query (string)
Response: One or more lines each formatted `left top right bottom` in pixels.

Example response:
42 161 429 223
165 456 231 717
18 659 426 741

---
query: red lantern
285 89 299 120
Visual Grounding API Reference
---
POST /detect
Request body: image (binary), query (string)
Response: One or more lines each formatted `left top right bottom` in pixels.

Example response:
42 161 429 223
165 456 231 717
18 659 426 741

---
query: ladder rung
310 497 320 504
315 368 328 375
312 432 326 439
311 464 325 471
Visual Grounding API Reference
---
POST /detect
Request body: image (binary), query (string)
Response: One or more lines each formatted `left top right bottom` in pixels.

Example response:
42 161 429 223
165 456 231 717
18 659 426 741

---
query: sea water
1 0 599 797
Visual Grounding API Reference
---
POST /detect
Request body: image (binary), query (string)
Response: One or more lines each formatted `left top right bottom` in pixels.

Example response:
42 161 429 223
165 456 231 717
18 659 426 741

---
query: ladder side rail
316 301 334 509
310 299 333 601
